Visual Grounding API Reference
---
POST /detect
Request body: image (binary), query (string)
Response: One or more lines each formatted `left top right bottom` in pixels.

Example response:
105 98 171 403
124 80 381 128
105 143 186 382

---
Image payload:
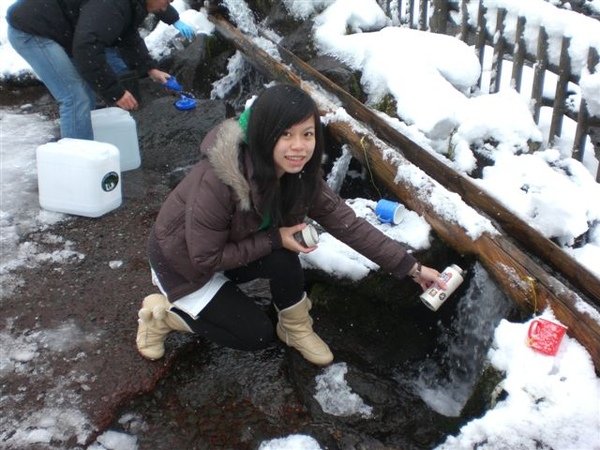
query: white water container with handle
36 138 122 217
91 107 141 171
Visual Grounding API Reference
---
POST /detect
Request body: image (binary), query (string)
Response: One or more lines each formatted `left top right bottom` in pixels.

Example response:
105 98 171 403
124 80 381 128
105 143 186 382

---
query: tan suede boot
136 294 192 360
276 294 333 366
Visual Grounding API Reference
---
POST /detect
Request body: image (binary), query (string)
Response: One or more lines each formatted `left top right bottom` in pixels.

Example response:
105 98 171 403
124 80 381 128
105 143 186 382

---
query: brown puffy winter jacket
148 119 417 301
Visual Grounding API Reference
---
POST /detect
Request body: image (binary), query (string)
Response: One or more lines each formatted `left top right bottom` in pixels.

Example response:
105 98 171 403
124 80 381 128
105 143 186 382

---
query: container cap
175 96 197 111
449 264 463 274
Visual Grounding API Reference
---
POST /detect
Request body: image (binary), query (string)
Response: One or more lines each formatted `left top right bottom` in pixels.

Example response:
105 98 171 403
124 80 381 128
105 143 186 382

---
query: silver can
293 224 319 247
420 264 464 311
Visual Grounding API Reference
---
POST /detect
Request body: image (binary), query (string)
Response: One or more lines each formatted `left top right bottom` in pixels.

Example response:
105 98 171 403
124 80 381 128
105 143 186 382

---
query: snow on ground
1 0 600 449
0 112 83 298
258 434 323 450
0 319 102 447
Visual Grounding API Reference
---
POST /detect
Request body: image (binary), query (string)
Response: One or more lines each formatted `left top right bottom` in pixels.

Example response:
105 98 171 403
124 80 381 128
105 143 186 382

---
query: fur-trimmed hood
201 118 254 212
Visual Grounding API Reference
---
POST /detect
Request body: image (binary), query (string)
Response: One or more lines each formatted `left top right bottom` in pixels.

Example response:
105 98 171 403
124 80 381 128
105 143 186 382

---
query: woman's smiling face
272 116 316 178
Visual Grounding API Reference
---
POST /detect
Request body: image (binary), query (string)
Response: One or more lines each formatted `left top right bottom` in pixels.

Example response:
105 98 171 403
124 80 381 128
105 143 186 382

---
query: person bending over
137 84 443 366
6 0 193 140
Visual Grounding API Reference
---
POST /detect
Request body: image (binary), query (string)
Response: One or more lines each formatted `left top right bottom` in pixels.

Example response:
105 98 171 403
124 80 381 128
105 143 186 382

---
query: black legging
172 249 305 351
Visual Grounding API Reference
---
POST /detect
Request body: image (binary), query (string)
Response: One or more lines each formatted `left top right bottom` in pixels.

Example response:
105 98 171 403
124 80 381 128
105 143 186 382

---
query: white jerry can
36 138 122 218
91 107 141 171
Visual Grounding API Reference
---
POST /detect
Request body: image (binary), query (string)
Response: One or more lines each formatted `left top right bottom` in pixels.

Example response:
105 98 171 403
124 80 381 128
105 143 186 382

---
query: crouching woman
136 84 442 366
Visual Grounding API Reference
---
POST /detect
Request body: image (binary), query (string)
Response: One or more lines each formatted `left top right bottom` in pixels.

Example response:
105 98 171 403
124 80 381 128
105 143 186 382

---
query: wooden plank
490 8 507 93
475 0 487 89
208 13 600 370
585 47 600 182
532 27 548 124
548 36 571 145
573 101 589 162
572 45 596 162
511 16 526 92
418 0 428 31
460 0 469 43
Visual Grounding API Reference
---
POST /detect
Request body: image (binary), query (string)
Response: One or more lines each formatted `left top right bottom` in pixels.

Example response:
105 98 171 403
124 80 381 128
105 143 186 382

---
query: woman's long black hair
246 84 324 226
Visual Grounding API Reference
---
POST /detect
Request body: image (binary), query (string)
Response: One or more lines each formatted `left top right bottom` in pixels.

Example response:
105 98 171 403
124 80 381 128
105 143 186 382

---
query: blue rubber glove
173 20 195 40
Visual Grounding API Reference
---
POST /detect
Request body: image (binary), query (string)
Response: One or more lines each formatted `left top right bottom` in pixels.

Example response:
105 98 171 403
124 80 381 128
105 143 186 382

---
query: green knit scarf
238 108 251 143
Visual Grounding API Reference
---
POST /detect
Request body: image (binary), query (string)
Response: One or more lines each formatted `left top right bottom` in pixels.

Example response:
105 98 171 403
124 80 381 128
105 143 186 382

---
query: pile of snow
305 0 600 275
313 362 373 418
437 313 600 449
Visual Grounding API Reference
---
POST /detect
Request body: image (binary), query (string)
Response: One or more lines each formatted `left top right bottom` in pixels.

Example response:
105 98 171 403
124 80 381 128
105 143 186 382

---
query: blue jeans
8 24 96 139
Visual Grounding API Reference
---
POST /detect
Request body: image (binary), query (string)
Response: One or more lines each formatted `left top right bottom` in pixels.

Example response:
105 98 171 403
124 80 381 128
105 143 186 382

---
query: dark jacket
7 0 179 102
148 119 417 301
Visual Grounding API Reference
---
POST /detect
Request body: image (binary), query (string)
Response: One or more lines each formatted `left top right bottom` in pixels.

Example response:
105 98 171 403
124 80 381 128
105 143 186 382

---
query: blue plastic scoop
163 76 197 110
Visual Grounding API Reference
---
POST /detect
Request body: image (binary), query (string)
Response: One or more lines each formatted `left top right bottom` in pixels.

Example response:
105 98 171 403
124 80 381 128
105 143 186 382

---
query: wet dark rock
167 34 236 99
460 364 506 420
132 96 227 173
308 56 360 98
278 19 318 62
0 84 59 122
262 1 301 32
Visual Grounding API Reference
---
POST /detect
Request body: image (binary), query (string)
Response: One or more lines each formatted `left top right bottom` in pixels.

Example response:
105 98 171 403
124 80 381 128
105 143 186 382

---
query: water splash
210 51 251 100
409 262 512 417
326 145 353 193
221 0 258 35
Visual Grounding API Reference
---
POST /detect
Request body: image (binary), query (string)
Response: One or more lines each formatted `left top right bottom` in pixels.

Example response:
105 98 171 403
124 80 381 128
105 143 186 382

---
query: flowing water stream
407 262 513 417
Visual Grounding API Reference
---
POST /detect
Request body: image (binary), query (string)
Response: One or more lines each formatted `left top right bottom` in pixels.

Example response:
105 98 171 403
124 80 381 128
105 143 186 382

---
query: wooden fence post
418 0 428 31
430 0 448 34
490 8 507 93
532 27 548 124
549 36 571 146
475 0 487 89
460 0 469 42
511 16 526 92
573 47 600 182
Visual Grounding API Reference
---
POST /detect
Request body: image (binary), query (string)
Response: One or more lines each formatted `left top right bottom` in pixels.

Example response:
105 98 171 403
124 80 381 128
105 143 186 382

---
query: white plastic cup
420 264 464 311
293 224 319 247
375 199 402 224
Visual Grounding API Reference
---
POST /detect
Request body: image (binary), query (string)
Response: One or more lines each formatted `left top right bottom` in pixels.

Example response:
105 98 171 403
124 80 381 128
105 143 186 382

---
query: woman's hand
116 90 138 110
279 223 317 254
147 68 171 85
409 263 447 291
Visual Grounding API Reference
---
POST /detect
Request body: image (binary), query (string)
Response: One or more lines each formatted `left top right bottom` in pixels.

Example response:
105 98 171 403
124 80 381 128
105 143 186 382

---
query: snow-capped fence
378 0 600 181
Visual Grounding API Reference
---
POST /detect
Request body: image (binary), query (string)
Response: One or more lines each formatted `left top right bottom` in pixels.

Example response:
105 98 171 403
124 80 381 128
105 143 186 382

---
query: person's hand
116 90 138 111
147 68 170 85
409 263 447 291
279 223 318 254
174 20 195 40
